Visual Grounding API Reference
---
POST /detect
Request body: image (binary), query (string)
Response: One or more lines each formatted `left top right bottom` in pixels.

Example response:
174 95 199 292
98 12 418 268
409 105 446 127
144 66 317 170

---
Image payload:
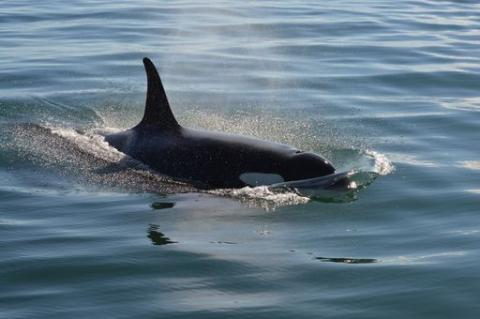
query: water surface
1 0 480 318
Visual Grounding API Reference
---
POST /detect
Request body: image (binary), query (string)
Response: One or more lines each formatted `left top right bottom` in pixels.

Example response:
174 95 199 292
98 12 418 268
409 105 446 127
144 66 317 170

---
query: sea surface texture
1 0 480 318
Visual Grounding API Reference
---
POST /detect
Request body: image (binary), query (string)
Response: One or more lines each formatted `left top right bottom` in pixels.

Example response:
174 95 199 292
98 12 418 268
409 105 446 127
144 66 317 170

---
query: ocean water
1 0 480 318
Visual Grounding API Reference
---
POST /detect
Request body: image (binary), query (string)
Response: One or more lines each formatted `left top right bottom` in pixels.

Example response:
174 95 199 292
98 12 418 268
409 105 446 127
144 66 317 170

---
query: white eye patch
239 172 284 186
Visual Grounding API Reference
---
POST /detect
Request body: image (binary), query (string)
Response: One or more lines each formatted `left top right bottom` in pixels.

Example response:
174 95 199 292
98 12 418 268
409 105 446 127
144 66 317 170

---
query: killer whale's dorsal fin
137 57 179 130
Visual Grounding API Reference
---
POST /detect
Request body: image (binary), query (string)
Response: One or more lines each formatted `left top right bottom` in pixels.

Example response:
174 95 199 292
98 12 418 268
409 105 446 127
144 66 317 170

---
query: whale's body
105 58 336 189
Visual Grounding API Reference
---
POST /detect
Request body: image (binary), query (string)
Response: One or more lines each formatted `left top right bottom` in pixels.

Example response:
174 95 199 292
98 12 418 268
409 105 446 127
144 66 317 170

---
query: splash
10 123 195 194
49 126 126 163
9 121 393 208
364 149 395 176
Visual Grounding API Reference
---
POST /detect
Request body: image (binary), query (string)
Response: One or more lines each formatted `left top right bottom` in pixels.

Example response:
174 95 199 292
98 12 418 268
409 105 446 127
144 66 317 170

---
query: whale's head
284 151 335 181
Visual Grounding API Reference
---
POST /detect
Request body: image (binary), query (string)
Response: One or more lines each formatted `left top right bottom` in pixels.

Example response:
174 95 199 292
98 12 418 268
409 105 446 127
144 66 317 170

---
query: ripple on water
438 97 480 112
1 0 480 317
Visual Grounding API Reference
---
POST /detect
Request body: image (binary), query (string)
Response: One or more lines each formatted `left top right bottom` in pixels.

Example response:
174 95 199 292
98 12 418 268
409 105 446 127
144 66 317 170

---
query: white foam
364 150 395 175
210 186 309 210
48 126 126 163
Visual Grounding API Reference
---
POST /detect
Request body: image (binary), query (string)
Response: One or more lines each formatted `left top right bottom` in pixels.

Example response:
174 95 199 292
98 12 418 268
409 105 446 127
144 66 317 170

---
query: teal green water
1 0 480 318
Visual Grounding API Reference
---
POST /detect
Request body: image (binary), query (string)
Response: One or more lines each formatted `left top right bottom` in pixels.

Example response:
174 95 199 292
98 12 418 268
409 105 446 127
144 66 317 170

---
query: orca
104 58 336 189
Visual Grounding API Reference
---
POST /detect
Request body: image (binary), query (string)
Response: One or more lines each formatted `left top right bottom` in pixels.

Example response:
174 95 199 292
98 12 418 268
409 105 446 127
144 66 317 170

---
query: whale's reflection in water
151 201 175 210
147 224 177 246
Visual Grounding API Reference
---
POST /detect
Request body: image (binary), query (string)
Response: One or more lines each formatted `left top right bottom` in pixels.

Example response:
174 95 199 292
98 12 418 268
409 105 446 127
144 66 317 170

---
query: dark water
1 0 480 318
